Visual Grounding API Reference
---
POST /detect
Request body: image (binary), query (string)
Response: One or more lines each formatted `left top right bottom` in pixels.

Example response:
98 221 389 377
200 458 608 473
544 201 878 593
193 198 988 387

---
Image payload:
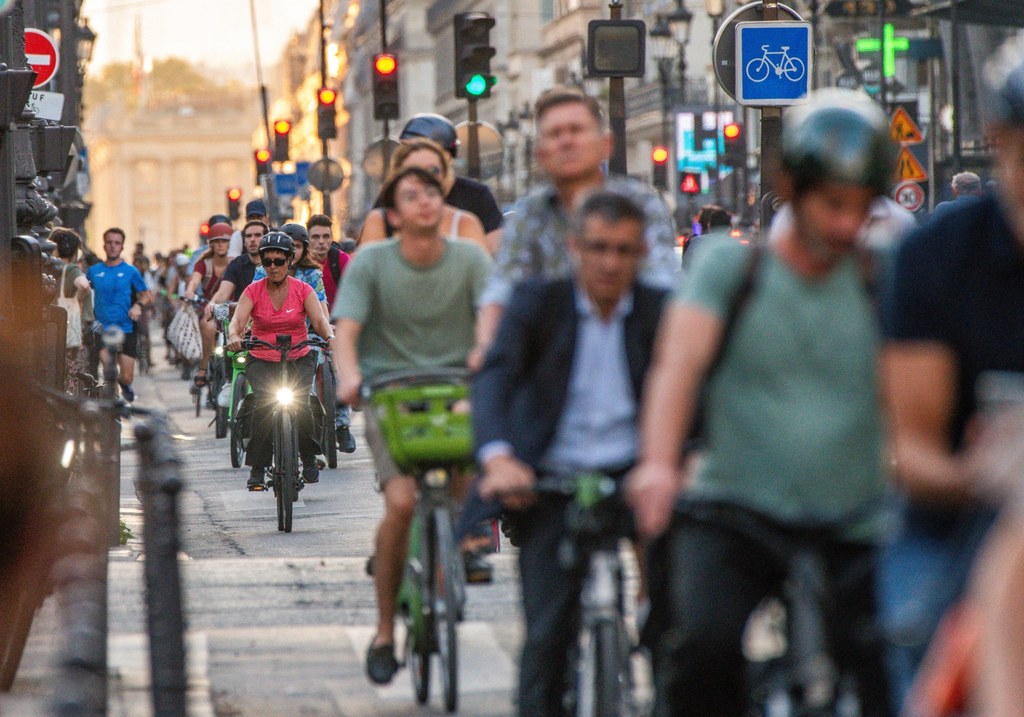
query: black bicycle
241 335 327 533
313 346 338 469
535 473 636 717
675 499 876 717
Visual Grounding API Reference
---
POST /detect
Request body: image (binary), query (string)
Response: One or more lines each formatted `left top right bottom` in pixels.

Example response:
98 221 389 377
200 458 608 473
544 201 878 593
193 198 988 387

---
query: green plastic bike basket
370 382 472 472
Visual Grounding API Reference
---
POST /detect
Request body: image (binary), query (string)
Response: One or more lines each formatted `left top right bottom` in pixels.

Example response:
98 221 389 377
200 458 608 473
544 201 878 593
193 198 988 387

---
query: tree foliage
84 57 242 111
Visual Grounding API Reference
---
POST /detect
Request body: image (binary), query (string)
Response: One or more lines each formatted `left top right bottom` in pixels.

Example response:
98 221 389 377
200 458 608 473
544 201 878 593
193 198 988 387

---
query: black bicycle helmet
781 89 894 196
279 222 309 247
984 34 1024 126
258 231 295 256
400 113 459 157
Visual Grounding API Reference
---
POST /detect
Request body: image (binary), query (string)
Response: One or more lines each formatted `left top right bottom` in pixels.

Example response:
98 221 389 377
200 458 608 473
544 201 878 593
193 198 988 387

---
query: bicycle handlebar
364 367 469 395
242 336 328 353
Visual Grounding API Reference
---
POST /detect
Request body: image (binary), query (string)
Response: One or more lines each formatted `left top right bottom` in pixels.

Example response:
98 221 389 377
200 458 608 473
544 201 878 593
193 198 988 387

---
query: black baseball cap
245 199 268 218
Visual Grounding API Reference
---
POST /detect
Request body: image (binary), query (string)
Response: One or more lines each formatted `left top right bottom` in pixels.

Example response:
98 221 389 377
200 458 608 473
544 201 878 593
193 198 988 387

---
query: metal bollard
133 414 188 717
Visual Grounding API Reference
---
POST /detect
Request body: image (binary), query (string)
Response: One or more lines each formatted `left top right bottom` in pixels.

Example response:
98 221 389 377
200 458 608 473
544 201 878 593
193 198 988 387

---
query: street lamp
76 21 96 68
665 0 693 104
649 16 674 154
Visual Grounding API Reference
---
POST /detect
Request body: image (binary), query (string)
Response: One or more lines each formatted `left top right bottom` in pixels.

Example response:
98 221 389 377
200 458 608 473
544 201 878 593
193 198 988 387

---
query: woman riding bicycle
226 232 335 490
253 223 330 325
184 221 232 390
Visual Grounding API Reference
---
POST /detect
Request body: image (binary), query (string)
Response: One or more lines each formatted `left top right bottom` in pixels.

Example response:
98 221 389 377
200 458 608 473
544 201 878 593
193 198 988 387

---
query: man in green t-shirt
627 91 895 717
333 166 491 686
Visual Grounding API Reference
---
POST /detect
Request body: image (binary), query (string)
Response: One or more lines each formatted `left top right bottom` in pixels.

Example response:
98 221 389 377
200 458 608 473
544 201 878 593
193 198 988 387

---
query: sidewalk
0 356 216 717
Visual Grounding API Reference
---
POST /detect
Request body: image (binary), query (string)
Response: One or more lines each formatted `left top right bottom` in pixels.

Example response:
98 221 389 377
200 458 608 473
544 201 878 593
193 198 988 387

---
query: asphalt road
113 350 527 717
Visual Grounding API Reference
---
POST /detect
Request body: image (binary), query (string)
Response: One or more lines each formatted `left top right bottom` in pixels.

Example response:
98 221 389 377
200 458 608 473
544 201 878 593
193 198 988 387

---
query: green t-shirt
332 239 491 381
680 237 885 539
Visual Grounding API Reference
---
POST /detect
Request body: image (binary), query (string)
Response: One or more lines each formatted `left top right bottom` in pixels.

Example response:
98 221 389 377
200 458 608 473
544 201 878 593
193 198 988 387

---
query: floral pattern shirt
479 175 681 306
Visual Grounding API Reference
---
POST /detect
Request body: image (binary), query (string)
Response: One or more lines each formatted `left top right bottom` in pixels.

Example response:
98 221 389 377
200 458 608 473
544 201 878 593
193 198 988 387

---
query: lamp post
706 0 724 205
665 0 693 106
518 102 535 194
498 110 521 202
649 16 674 155
649 1 693 212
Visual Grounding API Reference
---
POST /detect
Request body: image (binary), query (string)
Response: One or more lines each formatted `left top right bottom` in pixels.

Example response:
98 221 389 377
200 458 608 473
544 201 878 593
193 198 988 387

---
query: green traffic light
465 73 489 97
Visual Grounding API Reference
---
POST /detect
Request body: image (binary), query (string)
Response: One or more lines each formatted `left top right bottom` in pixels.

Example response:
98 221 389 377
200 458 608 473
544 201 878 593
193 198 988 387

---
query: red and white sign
893 181 925 213
25 28 60 88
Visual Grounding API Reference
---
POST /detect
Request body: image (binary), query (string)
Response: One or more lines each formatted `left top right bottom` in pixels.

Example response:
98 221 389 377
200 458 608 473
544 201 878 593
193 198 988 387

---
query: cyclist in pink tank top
227 232 335 489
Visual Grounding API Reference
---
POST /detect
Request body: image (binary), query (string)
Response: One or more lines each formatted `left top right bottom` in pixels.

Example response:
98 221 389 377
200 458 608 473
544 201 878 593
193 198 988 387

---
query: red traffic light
651 146 669 164
723 122 742 141
199 222 211 237
255 148 271 163
227 187 242 202
273 119 291 136
318 87 337 105
374 54 397 76
680 172 701 195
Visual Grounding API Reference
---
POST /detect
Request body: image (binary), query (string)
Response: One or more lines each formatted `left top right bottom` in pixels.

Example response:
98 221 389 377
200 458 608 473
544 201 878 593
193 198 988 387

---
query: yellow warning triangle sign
890 107 924 145
895 147 928 182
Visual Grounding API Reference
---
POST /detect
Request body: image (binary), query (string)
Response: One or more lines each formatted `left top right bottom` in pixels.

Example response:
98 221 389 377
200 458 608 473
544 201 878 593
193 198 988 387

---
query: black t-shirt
374 175 503 235
222 254 259 301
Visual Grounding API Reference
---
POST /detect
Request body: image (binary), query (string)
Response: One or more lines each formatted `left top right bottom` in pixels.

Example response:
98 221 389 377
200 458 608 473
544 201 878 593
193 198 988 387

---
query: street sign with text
735 21 812 106
24 90 64 121
24 28 60 88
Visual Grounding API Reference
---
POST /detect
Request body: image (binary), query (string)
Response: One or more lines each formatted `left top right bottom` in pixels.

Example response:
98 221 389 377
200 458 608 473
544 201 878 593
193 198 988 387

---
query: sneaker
302 463 320 484
119 383 135 403
366 640 398 685
336 424 357 453
463 550 493 584
247 467 266 491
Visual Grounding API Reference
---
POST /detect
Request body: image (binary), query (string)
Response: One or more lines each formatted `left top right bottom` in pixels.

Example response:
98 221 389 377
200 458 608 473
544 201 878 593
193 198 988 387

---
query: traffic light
372 53 399 120
651 145 669 190
317 87 338 140
680 171 702 195
722 122 745 168
226 187 242 221
272 119 291 162
454 12 496 99
254 148 271 177
199 222 211 240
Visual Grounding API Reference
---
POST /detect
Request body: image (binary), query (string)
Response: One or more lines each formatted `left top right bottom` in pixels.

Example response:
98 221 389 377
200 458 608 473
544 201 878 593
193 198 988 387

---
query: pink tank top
243 277 314 362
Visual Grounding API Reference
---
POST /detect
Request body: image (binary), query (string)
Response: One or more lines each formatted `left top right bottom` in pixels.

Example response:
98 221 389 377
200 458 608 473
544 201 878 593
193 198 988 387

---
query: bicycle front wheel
274 412 297 533
229 372 249 468
406 513 431 704
578 619 628 717
433 506 461 713
319 358 338 469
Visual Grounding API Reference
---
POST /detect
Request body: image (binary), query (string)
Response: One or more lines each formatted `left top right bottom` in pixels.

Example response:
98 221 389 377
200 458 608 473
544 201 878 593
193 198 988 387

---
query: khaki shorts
363 405 404 489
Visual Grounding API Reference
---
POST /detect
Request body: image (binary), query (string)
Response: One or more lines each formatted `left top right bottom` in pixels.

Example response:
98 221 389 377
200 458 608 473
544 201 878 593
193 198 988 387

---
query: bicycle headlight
214 346 224 356
275 387 294 406
237 355 246 364
61 439 75 469
424 468 449 488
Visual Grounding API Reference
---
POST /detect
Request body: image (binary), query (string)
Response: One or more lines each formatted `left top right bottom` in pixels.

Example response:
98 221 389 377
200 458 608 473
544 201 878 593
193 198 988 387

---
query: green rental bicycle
214 303 251 468
364 368 470 713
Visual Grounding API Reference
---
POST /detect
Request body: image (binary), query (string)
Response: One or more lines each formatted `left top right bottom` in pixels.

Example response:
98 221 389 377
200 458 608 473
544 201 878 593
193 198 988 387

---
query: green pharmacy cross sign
856 23 909 78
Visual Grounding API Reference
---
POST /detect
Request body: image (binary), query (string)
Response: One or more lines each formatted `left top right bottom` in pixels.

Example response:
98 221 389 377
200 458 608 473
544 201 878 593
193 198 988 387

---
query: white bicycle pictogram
745 45 806 83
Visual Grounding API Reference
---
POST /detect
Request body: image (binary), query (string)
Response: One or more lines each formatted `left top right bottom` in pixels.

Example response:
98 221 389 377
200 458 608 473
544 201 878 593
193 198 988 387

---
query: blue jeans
875 494 996 713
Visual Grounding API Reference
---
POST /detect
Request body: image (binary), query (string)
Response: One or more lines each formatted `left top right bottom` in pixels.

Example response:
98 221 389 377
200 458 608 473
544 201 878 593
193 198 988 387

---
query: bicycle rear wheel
319 358 338 469
229 372 248 468
274 412 296 533
433 506 460 713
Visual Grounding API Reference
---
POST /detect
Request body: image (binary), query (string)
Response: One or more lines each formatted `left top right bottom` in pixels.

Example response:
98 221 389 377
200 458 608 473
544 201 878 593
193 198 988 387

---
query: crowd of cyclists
32 30 1024 717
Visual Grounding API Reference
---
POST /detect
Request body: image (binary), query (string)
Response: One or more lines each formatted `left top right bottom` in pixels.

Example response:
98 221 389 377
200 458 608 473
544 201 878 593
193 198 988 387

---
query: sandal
193 368 208 388
366 638 398 685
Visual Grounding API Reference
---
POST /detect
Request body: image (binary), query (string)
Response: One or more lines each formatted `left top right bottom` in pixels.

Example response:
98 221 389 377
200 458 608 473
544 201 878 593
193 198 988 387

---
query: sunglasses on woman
261 257 289 267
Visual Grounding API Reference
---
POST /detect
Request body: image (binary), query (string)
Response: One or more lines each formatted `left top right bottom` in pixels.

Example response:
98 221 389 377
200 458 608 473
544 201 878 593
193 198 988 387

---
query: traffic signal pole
0 8 18 315
759 0 783 231
319 0 332 218
380 0 392 173
467 100 481 180
608 0 627 176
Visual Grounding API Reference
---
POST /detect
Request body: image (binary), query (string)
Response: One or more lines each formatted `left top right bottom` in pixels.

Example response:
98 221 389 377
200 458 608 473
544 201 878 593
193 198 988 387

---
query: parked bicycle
241 334 327 533
363 368 471 713
534 473 637 717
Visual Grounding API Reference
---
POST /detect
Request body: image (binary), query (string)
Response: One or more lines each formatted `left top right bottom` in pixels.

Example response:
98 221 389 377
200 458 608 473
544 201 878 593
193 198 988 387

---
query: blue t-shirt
87 260 147 333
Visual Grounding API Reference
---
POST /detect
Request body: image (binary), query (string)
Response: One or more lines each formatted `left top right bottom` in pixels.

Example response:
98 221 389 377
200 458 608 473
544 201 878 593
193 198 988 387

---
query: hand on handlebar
480 454 537 511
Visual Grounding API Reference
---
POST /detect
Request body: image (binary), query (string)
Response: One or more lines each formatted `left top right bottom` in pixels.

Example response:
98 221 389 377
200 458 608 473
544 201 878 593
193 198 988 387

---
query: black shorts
120 330 138 359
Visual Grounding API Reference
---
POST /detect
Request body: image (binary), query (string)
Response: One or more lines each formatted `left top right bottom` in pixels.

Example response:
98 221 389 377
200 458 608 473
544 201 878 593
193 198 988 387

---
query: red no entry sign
25 28 60 88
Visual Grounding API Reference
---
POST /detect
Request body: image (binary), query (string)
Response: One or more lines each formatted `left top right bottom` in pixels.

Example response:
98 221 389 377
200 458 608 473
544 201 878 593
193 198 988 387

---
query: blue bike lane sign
735 21 812 106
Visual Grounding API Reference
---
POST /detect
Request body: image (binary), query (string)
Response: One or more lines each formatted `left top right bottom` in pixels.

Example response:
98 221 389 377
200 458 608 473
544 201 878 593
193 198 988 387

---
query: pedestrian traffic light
651 145 669 190
272 119 291 162
317 87 338 140
454 12 496 99
226 187 242 221
372 53 399 120
254 148 271 177
680 171 702 195
722 122 745 168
